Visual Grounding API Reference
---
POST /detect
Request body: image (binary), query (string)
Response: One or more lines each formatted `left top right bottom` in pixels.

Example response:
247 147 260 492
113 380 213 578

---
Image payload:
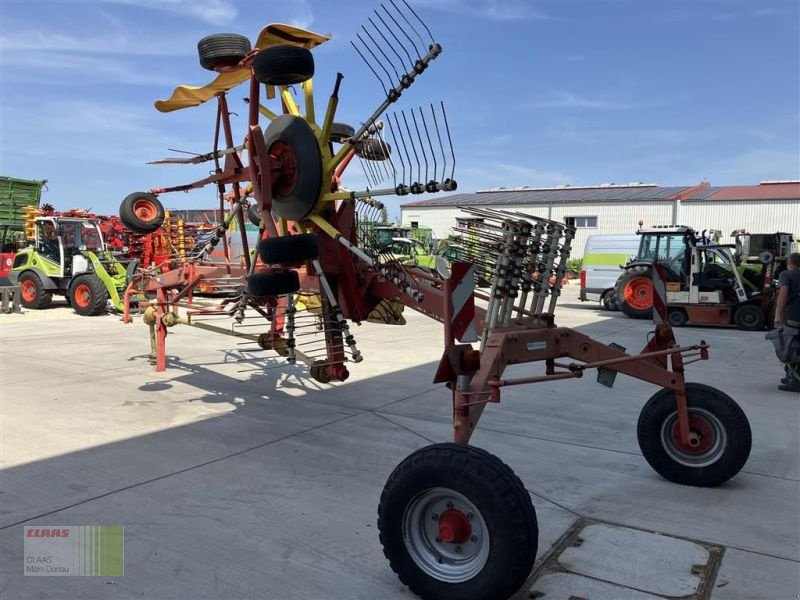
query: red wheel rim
269 140 300 196
133 198 158 223
74 283 92 308
624 277 653 310
671 414 715 454
21 280 36 302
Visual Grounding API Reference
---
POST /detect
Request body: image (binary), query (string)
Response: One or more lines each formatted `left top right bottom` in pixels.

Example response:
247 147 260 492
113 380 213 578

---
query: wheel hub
21 280 36 302
133 199 157 221
672 414 715 453
625 277 653 310
437 509 471 544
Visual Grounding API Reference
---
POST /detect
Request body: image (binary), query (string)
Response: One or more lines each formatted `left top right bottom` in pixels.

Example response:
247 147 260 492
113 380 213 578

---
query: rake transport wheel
615 265 653 319
197 33 252 71
264 115 323 221
733 304 766 331
247 270 300 297
120 193 166 234
637 383 751 487
330 122 355 143
69 274 109 316
248 203 262 227
18 271 52 309
600 289 618 311
355 138 391 161
253 44 314 85
259 233 320 265
378 443 538 600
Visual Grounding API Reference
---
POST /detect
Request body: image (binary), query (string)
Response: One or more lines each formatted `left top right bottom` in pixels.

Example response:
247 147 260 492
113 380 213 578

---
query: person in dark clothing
774 252 800 392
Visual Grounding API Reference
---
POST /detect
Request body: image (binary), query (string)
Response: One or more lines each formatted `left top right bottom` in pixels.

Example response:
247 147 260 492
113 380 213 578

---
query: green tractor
9 216 137 315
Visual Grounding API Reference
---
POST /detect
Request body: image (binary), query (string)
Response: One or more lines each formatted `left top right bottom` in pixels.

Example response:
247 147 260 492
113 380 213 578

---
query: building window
410 221 419 228
565 216 598 228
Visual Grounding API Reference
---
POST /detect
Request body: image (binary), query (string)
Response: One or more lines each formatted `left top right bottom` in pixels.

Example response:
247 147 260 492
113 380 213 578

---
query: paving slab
530 572 663 600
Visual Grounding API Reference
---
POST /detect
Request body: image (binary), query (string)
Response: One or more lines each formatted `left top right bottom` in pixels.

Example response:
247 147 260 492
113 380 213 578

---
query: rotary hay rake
122 5 752 600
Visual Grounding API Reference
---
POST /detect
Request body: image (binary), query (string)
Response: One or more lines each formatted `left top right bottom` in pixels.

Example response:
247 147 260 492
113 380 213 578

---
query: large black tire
355 137 391 161
600 289 619 311
18 271 52 309
248 203 262 228
253 44 314 86
69 273 109 316
258 234 319 265
247 270 300 297
615 265 653 319
378 443 538 600
637 383 751 487
197 33 251 71
330 122 355 143
733 304 765 331
667 307 688 327
263 115 322 221
120 193 165 234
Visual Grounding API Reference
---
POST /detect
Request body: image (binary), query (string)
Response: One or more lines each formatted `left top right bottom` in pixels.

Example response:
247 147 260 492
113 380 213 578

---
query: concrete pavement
0 287 798 599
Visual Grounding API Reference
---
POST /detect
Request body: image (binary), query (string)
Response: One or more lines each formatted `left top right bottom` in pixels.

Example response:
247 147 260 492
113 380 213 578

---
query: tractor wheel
600 290 619 311
253 44 314 86
69 274 109 316
615 266 653 319
330 122 355 143
259 234 319 265
18 271 52 309
247 270 300 297
637 383 751 487
197 33 251 71
120 193 165 234
248 203 262 228
667 308 688 327
355 138 391 161
733 304 765 331
378 443 538 600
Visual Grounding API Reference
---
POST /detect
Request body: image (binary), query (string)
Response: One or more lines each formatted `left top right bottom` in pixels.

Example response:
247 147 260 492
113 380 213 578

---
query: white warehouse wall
680 200 800 244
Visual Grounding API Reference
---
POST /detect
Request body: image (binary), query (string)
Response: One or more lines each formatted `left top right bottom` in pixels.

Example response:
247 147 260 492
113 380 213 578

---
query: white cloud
103 0 238 25
287 0 314 29
528 91 640 111
415 0 546 21
0 29 195 56
702 149 800 183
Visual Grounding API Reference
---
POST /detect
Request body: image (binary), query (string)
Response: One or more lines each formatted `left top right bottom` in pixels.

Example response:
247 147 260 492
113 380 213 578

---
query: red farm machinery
121 8 752 600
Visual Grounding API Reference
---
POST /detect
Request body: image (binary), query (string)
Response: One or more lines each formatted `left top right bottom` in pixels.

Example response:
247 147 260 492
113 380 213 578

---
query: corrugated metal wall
401 201 673 257
680 200 800 244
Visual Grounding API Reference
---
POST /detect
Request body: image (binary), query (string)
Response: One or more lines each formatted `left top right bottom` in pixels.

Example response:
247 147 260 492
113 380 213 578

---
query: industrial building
399 181 800 257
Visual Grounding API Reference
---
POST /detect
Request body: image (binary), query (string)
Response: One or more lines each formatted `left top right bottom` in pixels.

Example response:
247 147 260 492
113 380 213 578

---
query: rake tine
401 110 421 186
441 101 456 182
400 0 437 45
368 15 406 77
387 113 406 188
361 23 401 82
389 0 426 55
392 112 415 188
370 116 392 182
350 40 389 95
419 106 437 188
383 0 423 60
375 7 415 70
356 33 394 91
430 103 447 183
377 126 397 186
411 109 429 185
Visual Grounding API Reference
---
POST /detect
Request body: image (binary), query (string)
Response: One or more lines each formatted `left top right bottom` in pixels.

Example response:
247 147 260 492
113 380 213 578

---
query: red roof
704 182 800 201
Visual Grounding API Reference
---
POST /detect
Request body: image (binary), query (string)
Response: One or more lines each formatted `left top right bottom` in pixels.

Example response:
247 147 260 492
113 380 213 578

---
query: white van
579 234 641 310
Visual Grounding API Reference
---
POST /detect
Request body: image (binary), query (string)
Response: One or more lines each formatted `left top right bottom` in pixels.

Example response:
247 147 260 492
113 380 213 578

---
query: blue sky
1 0 798 220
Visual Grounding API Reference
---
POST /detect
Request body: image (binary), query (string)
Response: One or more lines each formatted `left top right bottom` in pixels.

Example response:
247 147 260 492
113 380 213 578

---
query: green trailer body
0 176 46 224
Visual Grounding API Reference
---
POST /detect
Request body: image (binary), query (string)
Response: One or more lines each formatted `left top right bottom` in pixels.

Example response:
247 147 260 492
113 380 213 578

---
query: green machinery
9 216 137 315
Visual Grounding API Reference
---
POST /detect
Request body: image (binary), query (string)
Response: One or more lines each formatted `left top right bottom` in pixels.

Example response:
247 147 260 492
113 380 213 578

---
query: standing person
774 252 800 392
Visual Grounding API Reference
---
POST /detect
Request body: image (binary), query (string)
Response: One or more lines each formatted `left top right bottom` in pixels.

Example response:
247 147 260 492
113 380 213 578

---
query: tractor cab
33 217 106 276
